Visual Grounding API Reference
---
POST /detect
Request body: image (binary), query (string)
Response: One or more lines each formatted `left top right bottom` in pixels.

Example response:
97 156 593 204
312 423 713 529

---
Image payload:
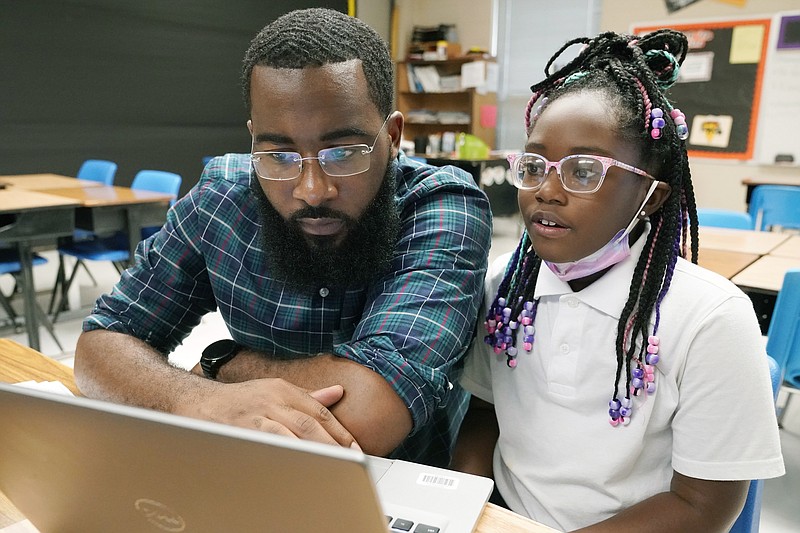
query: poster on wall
664 0 702 13
633 18 771 160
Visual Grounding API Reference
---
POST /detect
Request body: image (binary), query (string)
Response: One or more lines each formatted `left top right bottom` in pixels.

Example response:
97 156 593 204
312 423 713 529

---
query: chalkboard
0 0 350 197
633 18 771 160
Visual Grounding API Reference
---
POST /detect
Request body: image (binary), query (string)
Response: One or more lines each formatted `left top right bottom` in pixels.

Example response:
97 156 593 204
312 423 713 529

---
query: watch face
205 339 238 362
201 340 240 379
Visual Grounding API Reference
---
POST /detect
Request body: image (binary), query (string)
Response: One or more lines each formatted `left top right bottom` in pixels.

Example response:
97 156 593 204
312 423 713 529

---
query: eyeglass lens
253 144 371 180
514 154 604 192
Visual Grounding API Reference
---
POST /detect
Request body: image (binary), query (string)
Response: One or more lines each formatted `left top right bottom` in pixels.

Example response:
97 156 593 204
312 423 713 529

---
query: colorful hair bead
650 108 664 140
671 108 689 140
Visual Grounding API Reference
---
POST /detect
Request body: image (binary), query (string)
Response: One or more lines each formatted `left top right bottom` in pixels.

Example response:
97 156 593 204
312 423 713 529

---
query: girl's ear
643 181 672 217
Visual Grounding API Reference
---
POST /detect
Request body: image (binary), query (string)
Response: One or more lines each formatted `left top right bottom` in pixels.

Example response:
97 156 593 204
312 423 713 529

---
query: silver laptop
0 383 493 533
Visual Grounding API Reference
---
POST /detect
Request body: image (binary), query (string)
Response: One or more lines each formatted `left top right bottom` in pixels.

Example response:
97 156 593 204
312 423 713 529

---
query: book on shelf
405 65 444 93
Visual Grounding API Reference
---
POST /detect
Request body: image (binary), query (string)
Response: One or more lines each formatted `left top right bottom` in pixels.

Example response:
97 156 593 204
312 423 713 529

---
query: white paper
460 61 486 89
0 519 41 532
13 381 74 396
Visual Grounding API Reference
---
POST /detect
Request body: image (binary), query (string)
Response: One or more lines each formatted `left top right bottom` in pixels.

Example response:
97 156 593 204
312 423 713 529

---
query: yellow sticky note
730 25 765 64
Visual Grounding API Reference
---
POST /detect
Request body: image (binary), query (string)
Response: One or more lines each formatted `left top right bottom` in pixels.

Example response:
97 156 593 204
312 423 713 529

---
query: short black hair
241 8 394 116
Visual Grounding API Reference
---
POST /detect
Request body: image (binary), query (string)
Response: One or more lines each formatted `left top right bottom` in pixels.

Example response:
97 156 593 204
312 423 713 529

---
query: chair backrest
76 159 117 186
697 208 753 230
748 185 800 231
131 170 182 205
727 354 782 533
766 269 800 373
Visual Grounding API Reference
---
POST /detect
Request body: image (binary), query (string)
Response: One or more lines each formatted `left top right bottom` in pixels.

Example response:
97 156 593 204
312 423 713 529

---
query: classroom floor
1 215 798 532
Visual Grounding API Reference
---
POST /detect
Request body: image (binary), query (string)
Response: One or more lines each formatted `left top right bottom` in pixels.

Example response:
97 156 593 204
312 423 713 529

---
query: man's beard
253 158 401 289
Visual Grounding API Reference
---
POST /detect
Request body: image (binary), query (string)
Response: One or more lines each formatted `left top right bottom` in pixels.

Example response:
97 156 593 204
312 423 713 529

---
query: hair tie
644 49 680 90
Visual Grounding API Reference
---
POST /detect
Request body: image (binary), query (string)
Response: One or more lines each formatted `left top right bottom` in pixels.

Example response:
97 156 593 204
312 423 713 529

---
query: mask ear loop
613 180 660 245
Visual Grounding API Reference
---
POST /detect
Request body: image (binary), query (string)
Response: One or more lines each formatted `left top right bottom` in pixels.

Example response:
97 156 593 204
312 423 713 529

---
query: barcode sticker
417 472 459 490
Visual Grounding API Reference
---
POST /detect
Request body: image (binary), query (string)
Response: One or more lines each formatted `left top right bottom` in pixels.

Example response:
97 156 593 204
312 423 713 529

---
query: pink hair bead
507 358 517 368
609 417 620 427
651 129 661 139
648 335 659 345
523 342 532 351
647 343 659 354
621 416 631 426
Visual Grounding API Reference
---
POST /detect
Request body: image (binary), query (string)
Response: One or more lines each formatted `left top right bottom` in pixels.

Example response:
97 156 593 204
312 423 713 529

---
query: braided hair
485 29 699 426
241 8 394 117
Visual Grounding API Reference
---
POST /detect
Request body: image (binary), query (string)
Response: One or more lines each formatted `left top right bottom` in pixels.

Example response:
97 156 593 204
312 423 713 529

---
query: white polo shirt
461 235 785 532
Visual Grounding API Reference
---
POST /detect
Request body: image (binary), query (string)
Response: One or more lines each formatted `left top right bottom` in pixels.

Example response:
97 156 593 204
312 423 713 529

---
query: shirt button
560 344 570 354
319 287 329 297
567 298 579 308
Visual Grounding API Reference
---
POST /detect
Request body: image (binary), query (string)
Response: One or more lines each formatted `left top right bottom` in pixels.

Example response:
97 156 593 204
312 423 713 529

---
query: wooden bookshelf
395 58 497 151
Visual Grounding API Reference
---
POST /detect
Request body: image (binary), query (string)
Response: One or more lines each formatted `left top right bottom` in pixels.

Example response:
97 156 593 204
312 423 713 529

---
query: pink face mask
544 181 659 282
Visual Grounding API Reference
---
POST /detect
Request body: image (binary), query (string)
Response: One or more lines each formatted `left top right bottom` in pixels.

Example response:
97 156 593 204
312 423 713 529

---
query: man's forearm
217 350 412 455
75 329 218 413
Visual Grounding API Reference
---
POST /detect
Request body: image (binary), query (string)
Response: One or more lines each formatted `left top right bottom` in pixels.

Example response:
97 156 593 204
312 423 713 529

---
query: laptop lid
0 383 492 533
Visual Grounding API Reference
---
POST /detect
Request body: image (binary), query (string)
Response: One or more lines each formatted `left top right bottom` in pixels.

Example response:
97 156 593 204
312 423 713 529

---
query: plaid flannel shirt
84 152 492 466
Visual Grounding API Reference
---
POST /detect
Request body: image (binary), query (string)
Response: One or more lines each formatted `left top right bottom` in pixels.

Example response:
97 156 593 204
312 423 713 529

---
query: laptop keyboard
387 515 440 532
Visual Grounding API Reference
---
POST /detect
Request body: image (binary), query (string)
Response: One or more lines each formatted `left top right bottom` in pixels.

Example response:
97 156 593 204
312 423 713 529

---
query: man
74 8 492 467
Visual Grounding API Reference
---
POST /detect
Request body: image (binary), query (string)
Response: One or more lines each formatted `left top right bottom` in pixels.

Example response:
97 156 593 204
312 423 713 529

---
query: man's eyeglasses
251 116 391 181
507 153 658 194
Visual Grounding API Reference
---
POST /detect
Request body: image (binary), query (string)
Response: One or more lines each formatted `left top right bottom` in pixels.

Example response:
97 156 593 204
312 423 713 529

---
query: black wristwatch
200 339 242 380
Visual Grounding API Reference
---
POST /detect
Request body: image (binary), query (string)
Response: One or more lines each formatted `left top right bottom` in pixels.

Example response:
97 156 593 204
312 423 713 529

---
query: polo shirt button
560 343 570 354
567 298 579 308
319 287 329 297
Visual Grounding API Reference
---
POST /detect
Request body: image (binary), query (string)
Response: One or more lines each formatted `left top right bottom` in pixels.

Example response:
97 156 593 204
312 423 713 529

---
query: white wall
600 0 800 211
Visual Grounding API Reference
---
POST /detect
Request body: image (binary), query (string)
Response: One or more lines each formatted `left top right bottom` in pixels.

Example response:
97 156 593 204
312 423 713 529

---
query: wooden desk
0 190 79 350
770 235 800 259
697 248 760 279
699 227 791 255
0 339 557 533
40 185 174 266
732 255 800 293
0 174 103 190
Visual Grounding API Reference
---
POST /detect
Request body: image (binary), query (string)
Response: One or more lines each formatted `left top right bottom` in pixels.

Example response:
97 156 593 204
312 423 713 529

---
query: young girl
453 30 784 532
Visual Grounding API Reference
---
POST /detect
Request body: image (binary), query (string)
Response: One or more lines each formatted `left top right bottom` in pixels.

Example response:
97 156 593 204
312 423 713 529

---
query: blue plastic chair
0 247 63 350
76 159 117 186
766 269 800 428
748 185 800 231
51 170 182 322
727 354 781 533
697 208 753 230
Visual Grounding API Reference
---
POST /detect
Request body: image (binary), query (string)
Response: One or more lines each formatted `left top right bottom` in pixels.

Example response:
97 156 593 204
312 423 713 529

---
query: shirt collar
534 224 650 320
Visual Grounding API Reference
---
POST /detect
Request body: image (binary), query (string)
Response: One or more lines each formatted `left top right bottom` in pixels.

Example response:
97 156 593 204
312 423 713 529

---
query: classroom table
0 174 103 190
698 226 792 255
2 174 174 266
41 185 174 265
697 248 760 279
0 338 558 533
732 255 800 294
770 235 800 259
0 189 79 350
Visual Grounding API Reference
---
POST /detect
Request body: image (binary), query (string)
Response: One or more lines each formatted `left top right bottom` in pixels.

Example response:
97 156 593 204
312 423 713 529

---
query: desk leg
16 242 40 351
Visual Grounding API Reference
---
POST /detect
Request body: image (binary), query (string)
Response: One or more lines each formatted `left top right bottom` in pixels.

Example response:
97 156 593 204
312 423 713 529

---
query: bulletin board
632 18 771 160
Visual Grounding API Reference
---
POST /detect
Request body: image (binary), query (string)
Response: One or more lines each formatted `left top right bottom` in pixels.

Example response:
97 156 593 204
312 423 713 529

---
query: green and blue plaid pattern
84 153 492 466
